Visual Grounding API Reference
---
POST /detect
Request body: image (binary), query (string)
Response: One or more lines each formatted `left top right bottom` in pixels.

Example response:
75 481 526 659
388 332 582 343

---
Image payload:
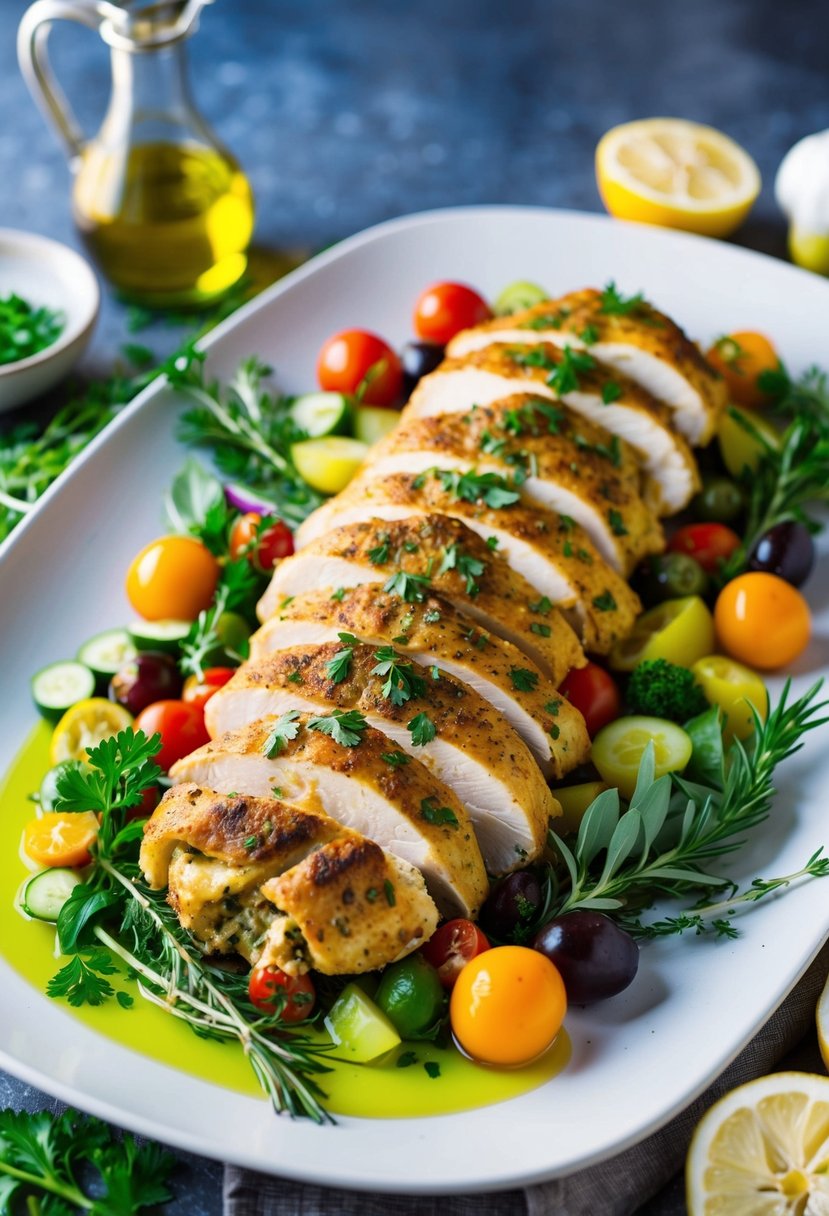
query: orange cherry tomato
714 572 811 670
559 662 621 737
182 667 236 712
248 965 316 1023
413 281 492 345
667 523 742 574
317 329 403 407
229 512 294 571
449 945 567 1066
133 700 210 773
125 535 220 622
23 811 99 868
420 918 490 989
706 331 781 408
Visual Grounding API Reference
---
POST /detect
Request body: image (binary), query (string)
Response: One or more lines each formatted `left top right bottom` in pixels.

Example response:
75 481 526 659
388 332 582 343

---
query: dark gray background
2 0 829 1211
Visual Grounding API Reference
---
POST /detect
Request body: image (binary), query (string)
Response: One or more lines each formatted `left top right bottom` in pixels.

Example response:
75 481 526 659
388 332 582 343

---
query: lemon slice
686 1071 829 1213
291 436 369 495
50 698 134 765
596 118 761 237
818 971 829 1072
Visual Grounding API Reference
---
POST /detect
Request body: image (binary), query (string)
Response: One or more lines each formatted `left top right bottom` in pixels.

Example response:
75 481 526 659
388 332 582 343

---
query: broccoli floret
626 658 708 723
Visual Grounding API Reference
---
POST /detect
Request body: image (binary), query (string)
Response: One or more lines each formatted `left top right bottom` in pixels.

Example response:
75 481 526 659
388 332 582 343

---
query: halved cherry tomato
450 945 566 1066
182 667 236 712
316 329 403 407
413 282 492 344
125 535 220 622
706 332 781 407
229 513 294 571
420 918 490 989
248 965 316 1023
133 700 210 773
23 811 99 868
714 572 811 670
559 662 621 737
667 523 741 574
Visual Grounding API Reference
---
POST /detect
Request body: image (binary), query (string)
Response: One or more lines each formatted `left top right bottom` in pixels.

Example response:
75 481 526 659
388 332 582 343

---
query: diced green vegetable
324 982 401 1061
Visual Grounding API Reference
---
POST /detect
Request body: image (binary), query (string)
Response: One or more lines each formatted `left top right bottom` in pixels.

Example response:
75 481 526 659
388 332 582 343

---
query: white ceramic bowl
0 228 100 413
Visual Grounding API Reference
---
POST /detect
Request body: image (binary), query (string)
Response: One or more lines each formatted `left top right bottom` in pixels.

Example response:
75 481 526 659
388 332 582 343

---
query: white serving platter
1 206 829 1193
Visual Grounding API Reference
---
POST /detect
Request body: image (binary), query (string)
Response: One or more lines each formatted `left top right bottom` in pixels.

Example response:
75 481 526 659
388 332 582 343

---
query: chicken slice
140 784 437 975
405 345 699 514
257 515 585 684
446 288 726 445
169 714 488 919
294 473 640 655
362 395 664 574
205 644 560 874
248 585 590 778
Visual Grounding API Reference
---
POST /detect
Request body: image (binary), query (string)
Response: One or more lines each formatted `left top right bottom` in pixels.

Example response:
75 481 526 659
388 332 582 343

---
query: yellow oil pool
0 724 568 1118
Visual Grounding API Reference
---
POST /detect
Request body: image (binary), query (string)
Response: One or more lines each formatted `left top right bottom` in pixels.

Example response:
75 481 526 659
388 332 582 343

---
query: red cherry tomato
316 329 403 407
420 918 490 989
668 523 741 574
133 700 210 773
229 512 294 571
413 282 492 345
248 965 316 1023
126 784 161 823
559 662 621 738
182 667 236 712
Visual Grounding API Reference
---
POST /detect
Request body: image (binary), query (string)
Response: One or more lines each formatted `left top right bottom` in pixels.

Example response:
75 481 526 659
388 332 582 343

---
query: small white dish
0 228 100 413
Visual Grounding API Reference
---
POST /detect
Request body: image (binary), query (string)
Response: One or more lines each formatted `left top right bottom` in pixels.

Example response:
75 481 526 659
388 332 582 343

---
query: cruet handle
17 1 118 169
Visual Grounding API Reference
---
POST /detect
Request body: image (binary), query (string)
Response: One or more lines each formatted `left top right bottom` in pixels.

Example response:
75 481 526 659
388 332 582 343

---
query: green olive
638 553 708 605
375 955 446 1038
692 477 744 524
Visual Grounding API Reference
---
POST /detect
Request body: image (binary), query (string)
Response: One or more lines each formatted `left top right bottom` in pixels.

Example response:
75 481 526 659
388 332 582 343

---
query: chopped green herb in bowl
0 292 65 366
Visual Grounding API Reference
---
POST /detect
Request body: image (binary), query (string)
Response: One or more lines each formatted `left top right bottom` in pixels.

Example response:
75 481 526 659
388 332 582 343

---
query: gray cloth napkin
224 939 829 1216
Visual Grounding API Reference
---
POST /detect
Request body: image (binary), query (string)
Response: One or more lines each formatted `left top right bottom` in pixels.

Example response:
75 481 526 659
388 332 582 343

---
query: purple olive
479 869 542 938
531 911 639 1004
748 521 815 587
401 341 444 396
109 651 182 715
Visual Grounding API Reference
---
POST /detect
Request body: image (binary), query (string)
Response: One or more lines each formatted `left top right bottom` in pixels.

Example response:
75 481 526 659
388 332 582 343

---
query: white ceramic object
0 228 99 412
1 207 829 1192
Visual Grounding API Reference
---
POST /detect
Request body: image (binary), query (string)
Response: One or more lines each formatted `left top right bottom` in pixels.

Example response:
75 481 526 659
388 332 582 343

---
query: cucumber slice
291 392 351 438
31 661 96 722
291 437 369 495
324 982 401 1062
21 868 82 922
128 619 192 654
493 280 550 316
354 405 401 447
38 760 87 811
77 628 135 682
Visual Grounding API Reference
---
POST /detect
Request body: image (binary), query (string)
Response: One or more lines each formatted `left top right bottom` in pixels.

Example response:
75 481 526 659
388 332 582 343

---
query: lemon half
686 1071 829 1213
596 118 761 237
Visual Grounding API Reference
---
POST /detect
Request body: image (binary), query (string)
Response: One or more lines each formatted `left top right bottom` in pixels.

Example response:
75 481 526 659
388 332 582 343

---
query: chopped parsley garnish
383 570 431 602
480 430 507 457
286 670 303 684
599 281 648 316
244 834 260 851
608 508 629 537
384 879 396 906
545 345 596 395
529 595 552 615
0 292 65 366
501 398 564 437
330 587 347 602
435 468 520 509
438 542 486 595
592 591 618 612
549 723 561 741
407 712 436 746
423 608 442 623
424 1061 441 1079
509 666 539 692
371 647 427 706
380 750 411 767
530 622 551 637
602 380 623 405
367 536 391 564
307 709 367 747
262 709 302 756
397 1051 418 1068
420 797 459 828
545 699 561 715
326 632 360 683
580 324 599 345
594 435 622 466
486 535 500 550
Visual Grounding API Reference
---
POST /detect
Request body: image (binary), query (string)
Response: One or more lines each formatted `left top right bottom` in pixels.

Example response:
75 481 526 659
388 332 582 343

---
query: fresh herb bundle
0 292 64 366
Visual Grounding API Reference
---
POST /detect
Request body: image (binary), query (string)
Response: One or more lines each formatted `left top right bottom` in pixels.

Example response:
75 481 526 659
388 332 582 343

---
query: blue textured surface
1 0 828 1210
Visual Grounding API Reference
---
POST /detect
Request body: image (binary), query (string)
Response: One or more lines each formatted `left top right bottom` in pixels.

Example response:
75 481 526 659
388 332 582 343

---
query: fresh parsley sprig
435 468 520 509
307 709 368 747
371 647 427 706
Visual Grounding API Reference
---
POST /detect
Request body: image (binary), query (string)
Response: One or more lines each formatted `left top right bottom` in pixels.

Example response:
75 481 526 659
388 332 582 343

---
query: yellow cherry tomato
691 655 768 742
450 946 566 1066
717 406 780 478
610 596 715 673
50 698 134 765
591 716 693 800
714 573 810 670
125 535 220 622
706 332 781 408
23 811 99 868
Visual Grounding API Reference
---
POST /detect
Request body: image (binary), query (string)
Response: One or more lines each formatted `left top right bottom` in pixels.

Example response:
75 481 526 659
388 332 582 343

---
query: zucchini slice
31 661 96 721
128 619 192 654
21 868 82 922
77 627 135 682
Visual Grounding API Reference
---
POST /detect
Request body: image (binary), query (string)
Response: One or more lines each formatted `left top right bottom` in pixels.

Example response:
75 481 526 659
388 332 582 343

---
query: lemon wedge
291 436 369 495
596 118 761 237
818 970 829 1072
686 1071 829 1213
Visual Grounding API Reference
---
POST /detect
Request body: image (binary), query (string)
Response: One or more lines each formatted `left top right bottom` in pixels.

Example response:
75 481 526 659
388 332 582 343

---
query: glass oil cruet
18 0 255 305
